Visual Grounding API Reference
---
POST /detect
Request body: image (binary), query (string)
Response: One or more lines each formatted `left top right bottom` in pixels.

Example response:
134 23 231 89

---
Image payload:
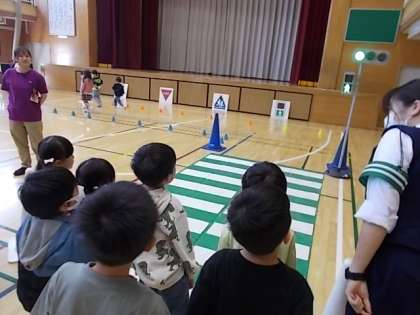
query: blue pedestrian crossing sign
212 93 229 112
214 96 226 110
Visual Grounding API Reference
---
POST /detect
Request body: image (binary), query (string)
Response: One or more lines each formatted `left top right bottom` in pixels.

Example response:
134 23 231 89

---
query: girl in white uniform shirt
345 79 420 315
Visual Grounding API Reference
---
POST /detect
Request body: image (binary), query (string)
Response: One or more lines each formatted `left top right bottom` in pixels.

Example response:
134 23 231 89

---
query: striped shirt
355 125 419 233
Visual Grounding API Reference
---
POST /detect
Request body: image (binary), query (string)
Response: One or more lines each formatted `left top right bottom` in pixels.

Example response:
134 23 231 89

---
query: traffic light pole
337 62 364 169
326 62 364 178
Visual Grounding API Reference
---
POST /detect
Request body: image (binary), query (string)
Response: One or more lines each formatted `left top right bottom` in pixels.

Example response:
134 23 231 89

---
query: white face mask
60 194 81 215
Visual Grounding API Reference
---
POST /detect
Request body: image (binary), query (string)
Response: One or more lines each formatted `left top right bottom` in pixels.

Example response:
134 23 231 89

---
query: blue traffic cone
202 129 207 136
53 108 58 114
112 115 116 123
87 112 92 119
168 124 173 131
71 111 76 117
138 120 144 127
203 113 225 152
326 130 351 178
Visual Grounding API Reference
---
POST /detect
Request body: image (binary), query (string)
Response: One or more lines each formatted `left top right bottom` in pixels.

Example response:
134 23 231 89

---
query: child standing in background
80 70 93 115
112 77 124 107
91 70 103 107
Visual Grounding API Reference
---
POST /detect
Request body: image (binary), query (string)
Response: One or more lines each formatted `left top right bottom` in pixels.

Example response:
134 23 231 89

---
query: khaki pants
9 120 43 167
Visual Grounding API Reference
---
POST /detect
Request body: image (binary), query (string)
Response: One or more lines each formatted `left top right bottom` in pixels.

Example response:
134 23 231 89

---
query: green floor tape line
167 154 324 278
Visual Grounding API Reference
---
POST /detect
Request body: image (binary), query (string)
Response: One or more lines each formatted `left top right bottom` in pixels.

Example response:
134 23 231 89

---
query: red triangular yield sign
161 89 172 101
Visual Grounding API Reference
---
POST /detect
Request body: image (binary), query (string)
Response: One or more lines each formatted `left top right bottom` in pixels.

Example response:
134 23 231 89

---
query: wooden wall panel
208 85 240 110
318 0 413 127
125 76 150 99
310 93 380 129
0 30 13 63
76 71 81 91
150 79 178 102
46 66 75 91
239 88 276 115
318 0 351 89
178 82 208 107
99 74 121 96
275 91 312 120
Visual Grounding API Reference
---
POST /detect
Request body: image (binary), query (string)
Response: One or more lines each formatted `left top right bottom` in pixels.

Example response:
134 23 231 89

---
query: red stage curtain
96 0 114 65
291 0 332 84
96 0 158 70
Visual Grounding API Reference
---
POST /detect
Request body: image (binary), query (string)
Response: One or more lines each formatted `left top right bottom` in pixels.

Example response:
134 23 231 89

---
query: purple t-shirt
1 68 48 122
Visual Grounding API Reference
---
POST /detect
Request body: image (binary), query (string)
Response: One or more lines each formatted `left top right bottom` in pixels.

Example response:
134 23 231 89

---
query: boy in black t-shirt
112 77 124 107
188 184 313 315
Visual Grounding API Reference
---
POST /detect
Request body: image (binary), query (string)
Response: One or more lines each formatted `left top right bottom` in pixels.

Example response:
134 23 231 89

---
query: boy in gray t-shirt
32 182 170 315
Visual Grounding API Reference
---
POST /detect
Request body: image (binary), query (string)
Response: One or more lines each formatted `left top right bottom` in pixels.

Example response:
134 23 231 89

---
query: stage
45 64 381 129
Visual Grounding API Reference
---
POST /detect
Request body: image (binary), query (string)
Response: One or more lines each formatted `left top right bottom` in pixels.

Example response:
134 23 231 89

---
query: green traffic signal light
354 50 366 62
366 51 376 61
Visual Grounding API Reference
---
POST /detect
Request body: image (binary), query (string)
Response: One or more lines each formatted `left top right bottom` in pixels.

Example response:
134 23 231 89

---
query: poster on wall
159 87 174 115
270 100 290 121
212 93 229 112
48 0 76 36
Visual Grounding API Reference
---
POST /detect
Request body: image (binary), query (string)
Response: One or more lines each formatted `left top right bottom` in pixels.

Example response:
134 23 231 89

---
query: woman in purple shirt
1 47 48 176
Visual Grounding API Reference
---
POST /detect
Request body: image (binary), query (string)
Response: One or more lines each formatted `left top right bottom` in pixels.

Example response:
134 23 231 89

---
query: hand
345 280 372 315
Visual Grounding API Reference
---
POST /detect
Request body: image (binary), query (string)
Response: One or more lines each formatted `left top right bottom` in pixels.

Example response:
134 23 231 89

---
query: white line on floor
336 179 344 279
172 118 208 127
275 129 332 164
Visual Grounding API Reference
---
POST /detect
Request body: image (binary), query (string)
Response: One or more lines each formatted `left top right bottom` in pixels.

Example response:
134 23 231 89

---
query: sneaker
13 167 27 176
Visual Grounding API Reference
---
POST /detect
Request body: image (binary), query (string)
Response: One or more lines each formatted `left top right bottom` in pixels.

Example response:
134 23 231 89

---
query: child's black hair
83 70 92 80
227 184 291 255
116 76 122 83
36 135 74 170
131 143 176 188
75 181 158 266
242 161 287 191
76 158 116 195
14 46 32 59
19 167 76 219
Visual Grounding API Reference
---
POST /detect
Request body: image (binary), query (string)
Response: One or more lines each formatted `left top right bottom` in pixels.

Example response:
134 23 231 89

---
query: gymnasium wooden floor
0 90 381 314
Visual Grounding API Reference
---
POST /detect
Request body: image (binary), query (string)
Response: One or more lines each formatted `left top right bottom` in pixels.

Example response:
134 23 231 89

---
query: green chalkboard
345 9 401 43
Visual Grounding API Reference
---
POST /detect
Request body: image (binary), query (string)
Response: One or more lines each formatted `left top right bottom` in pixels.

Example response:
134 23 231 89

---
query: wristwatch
345 267 366 281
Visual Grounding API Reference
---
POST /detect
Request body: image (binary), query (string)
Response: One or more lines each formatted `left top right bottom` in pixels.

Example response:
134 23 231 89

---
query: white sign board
270 100 290 121
212 93 229 112
159 87 174 115
48 0 76 36
121 83 129 107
